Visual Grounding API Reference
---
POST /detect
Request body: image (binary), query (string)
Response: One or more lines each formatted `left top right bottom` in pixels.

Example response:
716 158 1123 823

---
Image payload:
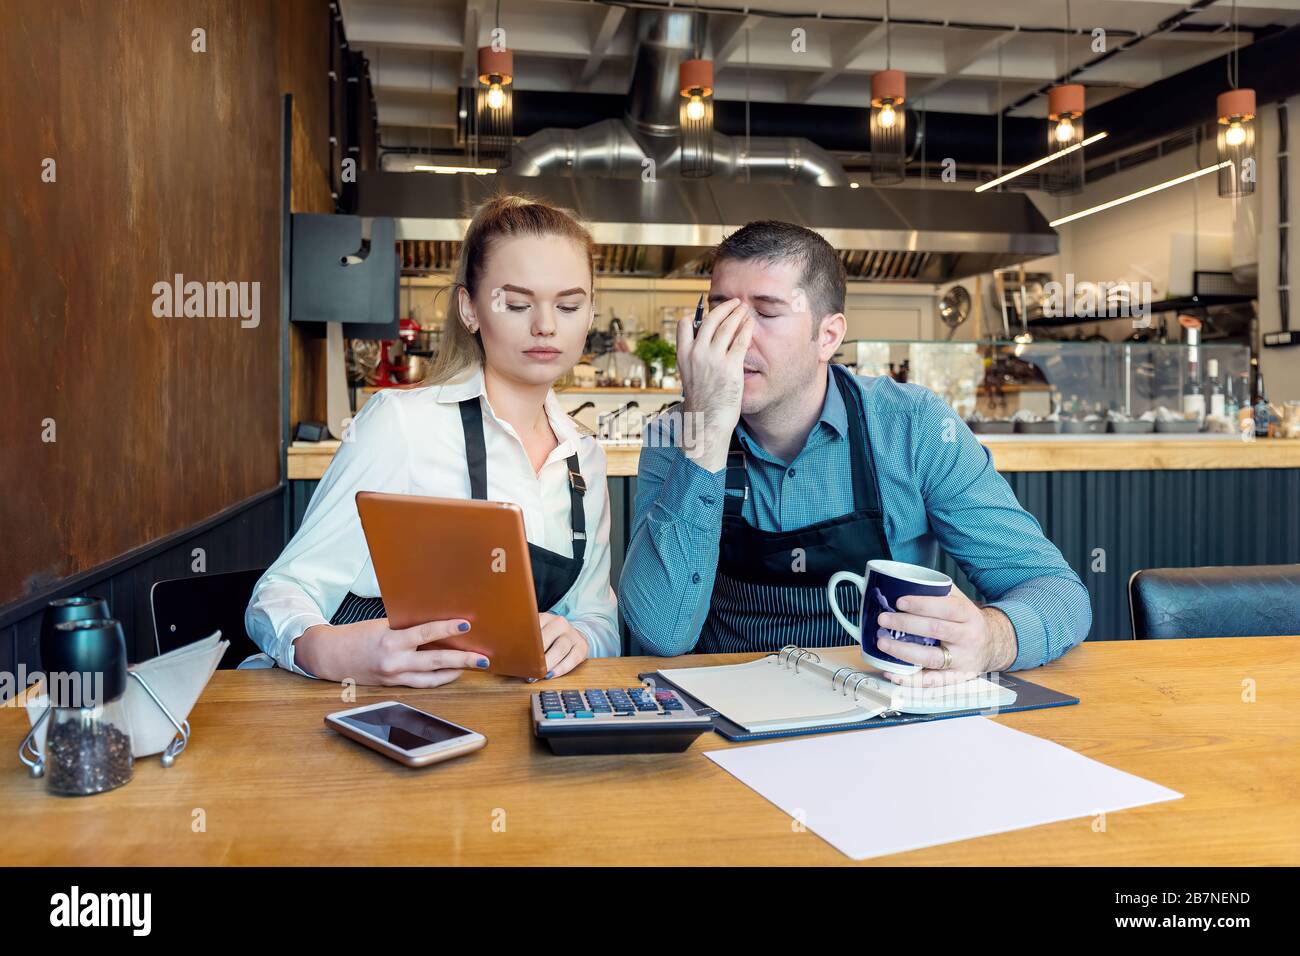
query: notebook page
659 657 884 732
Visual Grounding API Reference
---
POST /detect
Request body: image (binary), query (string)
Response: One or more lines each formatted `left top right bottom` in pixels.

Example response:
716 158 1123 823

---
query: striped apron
696 364 893 654
329 396 587 626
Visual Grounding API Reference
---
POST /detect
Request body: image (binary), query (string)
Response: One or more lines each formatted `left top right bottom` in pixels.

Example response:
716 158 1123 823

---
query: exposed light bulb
486 82 505 111
877 103 897 129
1054 117 1075 144
1225 121 1246 147
685 93 705 121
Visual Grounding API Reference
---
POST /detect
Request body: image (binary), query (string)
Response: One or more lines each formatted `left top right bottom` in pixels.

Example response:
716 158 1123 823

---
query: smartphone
325 701 486 767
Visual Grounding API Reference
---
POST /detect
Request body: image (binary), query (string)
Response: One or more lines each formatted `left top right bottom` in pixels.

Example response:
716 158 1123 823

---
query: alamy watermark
151 273 261 328
1042 275 1153 326
1 666 105 709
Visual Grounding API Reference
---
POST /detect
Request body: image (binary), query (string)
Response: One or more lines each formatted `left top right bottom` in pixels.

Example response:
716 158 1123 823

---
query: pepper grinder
39 617 133 796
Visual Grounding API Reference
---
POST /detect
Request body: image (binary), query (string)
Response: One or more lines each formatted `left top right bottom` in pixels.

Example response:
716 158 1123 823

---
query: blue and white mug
826 559 953 674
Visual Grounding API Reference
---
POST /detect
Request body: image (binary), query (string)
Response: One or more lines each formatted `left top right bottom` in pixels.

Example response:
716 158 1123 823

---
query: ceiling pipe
508 9 848 185
578 0 1154 41
500 91 1047 169
1005 0 1223 114
1086 23 1300 162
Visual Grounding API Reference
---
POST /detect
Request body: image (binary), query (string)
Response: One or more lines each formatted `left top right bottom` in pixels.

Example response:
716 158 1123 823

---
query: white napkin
26 632 227 758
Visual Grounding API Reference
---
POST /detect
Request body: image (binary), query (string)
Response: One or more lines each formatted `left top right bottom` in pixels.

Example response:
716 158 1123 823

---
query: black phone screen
338 704 471 752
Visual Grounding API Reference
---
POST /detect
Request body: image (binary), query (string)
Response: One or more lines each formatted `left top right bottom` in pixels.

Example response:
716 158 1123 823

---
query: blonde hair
424 193 596 386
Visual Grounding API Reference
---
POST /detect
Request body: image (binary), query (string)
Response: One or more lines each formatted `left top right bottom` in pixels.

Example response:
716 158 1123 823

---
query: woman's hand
538 612 590 679
294 618 490 687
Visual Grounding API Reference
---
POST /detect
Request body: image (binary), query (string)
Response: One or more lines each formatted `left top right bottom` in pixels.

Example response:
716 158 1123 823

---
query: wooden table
2 637 1296 865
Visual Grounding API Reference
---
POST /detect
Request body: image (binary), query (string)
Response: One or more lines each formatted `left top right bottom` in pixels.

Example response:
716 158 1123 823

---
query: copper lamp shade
477 46 513 86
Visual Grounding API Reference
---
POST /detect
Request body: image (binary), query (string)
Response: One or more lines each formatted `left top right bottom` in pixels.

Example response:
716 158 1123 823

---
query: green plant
634 334 677 372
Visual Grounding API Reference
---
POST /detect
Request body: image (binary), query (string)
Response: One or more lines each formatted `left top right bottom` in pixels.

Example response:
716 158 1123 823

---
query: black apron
696 364 893 654
329 397 587 626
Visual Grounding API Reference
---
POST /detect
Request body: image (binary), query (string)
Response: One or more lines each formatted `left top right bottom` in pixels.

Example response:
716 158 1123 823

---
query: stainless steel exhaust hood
363 5 1056 283
358 170 1058 283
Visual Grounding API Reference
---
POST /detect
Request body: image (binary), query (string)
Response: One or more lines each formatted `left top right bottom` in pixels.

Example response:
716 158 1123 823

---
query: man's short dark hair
712 220 846 326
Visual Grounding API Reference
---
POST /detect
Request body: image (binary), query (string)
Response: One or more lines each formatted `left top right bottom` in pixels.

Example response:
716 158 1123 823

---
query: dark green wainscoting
291 468 1300 653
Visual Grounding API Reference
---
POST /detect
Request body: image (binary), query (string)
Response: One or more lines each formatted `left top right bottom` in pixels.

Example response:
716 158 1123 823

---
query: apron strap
723 431 749 518
458 398 489 500
566 452 587 564
460 394 587 563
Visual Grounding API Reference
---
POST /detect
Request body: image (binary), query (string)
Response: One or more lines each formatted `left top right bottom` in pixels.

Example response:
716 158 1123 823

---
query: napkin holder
19 631 227 775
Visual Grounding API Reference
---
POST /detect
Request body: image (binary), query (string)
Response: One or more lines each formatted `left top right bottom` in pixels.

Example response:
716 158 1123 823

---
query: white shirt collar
433 363 582 456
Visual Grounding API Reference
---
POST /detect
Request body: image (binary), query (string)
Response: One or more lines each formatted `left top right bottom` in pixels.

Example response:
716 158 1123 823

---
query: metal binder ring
831 667 855 693
845 672 871 701
778 645 799 667
851 677 877 706
792 649 820 674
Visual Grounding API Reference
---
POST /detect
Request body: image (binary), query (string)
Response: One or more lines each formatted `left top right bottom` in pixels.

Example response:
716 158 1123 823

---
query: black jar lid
40 595 111 646
43 618 128 705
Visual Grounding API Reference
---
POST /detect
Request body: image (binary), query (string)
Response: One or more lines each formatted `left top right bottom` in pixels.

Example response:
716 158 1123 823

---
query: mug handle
826 571 865 640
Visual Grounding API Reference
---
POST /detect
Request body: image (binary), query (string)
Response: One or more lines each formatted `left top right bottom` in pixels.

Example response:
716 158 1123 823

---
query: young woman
246 195 619 686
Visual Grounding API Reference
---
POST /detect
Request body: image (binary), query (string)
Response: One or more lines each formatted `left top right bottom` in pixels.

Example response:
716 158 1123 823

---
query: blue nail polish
545 670 554 679
458 622 470 632
476 658 489 668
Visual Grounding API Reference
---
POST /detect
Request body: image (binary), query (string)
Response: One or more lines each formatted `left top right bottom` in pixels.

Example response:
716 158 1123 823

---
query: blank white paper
705 716 1183 860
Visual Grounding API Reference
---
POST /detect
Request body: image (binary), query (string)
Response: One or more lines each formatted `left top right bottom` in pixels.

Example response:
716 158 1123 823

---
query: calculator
531 684 714 755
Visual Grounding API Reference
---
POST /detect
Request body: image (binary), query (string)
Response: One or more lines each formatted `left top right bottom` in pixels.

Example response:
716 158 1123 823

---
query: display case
844 339 1252 435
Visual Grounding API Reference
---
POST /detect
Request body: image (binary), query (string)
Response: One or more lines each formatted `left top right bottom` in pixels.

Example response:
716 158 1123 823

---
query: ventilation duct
508 9 847 186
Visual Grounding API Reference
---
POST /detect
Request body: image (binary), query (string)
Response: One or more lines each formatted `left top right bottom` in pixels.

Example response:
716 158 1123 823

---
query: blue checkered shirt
619 366 1092 668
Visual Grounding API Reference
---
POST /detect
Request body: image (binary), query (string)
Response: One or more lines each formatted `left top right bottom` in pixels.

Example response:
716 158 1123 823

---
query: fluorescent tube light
1049 161 1231 227
411 165 497 175
974 132 1109 193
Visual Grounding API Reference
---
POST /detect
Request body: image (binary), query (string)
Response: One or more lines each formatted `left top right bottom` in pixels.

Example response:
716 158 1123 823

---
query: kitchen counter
288 435 1300 480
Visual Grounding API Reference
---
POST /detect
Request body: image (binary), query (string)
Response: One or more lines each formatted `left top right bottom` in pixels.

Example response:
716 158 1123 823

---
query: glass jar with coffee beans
40 617 134 796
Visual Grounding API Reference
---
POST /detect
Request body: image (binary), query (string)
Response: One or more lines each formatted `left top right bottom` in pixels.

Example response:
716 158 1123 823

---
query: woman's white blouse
245 366 622 674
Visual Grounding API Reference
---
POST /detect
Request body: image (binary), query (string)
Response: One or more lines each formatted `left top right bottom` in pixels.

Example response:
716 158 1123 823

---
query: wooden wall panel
283 1 335 431
0 0 332 609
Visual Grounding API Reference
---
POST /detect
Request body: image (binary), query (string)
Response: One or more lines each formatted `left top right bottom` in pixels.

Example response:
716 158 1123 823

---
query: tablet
355 492 548 680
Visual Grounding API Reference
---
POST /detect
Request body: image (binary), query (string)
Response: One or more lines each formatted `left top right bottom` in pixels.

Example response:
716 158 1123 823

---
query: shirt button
788 468 796 477
702 494 715 505
692 572 701 584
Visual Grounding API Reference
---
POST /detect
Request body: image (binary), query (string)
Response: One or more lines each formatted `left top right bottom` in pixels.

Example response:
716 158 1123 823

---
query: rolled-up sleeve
911 391 1092 670
618 415 727 656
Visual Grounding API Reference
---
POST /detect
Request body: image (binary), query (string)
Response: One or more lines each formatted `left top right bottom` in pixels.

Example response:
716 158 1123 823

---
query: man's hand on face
677 297 755 472
874 590 1019 687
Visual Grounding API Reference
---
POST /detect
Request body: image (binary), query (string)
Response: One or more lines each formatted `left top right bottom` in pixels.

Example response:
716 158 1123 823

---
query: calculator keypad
537 688 689 719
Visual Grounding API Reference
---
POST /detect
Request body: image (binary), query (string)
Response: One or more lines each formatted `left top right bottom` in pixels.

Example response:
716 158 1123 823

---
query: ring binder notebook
642 644 1079 742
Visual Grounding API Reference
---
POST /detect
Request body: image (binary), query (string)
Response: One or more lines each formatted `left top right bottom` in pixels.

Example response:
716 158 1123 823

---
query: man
619 221 1090 686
